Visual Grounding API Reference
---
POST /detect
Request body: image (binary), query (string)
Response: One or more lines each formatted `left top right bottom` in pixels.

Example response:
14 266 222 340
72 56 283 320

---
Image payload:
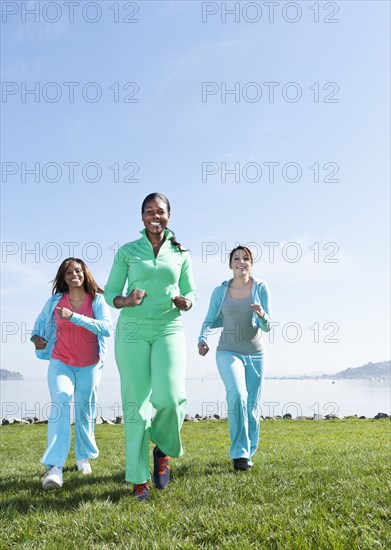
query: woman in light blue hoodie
198 246 272 471
31 258 111 489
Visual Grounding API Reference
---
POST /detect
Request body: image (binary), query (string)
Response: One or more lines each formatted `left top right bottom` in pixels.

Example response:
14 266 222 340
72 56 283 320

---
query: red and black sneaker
132 482 150 501
153 446 171 489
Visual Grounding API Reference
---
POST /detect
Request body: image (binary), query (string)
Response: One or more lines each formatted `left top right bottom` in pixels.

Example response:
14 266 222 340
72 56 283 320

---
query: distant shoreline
189 377 390 382
2 376 389 382
264 376 390 381
1 360 390 382
0 369 23 381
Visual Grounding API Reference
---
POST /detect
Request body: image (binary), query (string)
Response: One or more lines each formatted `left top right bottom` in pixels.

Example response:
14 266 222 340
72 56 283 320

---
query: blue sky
1 0 390 381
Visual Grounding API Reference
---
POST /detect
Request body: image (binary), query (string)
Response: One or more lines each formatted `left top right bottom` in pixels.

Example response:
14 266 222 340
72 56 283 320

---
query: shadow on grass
1 459 237 513
174 459 231 479
1 471 133 513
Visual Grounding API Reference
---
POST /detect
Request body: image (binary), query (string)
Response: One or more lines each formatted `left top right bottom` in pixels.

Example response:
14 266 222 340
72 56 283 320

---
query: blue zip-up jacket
198 278 272 344
31 293 111 362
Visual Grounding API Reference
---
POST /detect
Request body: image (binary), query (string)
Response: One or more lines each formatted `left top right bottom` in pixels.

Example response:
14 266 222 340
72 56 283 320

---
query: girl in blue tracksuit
198 246 272 471
31 258 111 489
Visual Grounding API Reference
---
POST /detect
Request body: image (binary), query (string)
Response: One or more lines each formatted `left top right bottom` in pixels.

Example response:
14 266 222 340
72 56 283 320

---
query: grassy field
1 419 390 549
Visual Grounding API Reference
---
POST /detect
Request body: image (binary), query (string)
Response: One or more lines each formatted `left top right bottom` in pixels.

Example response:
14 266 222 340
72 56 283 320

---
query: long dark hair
141 192 187 252
52 258 103 298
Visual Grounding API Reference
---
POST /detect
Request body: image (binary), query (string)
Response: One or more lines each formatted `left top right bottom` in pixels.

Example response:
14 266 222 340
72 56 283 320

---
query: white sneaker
42 466 63 490
76 459 92 475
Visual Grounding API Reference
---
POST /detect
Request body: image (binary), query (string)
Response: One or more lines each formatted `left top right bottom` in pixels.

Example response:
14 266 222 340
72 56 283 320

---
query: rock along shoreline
1 412 390 426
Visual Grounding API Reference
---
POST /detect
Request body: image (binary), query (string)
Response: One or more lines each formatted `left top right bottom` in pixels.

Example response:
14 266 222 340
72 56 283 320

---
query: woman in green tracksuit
104 193 197 501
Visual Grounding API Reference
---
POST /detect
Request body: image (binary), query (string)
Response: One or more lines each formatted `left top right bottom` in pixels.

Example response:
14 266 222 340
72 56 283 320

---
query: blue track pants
41 359 102 468
216 351 265 460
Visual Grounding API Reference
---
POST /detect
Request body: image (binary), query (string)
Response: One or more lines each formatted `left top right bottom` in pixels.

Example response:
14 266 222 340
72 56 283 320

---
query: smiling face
64 261 85 290
141 198 170 237
229 247 253 277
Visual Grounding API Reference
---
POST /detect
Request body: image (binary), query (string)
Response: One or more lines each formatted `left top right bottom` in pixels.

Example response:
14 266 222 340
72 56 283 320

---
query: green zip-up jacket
104 229 197 321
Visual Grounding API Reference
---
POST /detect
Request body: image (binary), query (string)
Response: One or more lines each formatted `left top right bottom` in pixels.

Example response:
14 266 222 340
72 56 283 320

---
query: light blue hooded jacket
198 278 272 345
31 293 111 363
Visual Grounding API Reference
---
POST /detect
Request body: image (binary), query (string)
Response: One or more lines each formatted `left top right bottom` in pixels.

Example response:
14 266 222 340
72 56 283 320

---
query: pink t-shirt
52 294 99 367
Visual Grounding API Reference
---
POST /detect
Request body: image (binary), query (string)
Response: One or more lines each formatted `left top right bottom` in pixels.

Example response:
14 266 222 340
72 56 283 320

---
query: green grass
1 420 390 549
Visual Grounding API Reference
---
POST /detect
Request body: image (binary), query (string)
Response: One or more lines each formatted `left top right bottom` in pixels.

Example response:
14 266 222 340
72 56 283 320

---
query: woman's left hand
250 303 265 318
56 306 73 320
171 295 191 311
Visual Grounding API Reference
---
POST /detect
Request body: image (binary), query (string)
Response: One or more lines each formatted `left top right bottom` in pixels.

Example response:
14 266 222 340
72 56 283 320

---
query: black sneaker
153 446 170 489
132 482 150 501
233 458 249 471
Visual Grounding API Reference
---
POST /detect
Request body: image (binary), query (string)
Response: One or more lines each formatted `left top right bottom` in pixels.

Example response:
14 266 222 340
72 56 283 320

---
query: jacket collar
139 228 173 241
222 276 261 286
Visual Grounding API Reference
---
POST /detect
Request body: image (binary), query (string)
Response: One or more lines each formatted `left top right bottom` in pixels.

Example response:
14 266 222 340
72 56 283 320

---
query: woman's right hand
115 289 146 308
198 341 209 356
32 335 47 350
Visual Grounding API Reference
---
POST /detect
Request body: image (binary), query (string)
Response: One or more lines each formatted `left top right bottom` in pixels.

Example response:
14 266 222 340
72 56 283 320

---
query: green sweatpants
115 316 187 484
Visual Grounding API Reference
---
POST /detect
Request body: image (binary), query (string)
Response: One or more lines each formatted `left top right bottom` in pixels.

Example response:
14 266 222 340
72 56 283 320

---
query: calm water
1 377 390 420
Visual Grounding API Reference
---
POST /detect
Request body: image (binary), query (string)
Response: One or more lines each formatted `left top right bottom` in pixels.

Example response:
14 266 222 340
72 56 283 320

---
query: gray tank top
217 292 263 354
